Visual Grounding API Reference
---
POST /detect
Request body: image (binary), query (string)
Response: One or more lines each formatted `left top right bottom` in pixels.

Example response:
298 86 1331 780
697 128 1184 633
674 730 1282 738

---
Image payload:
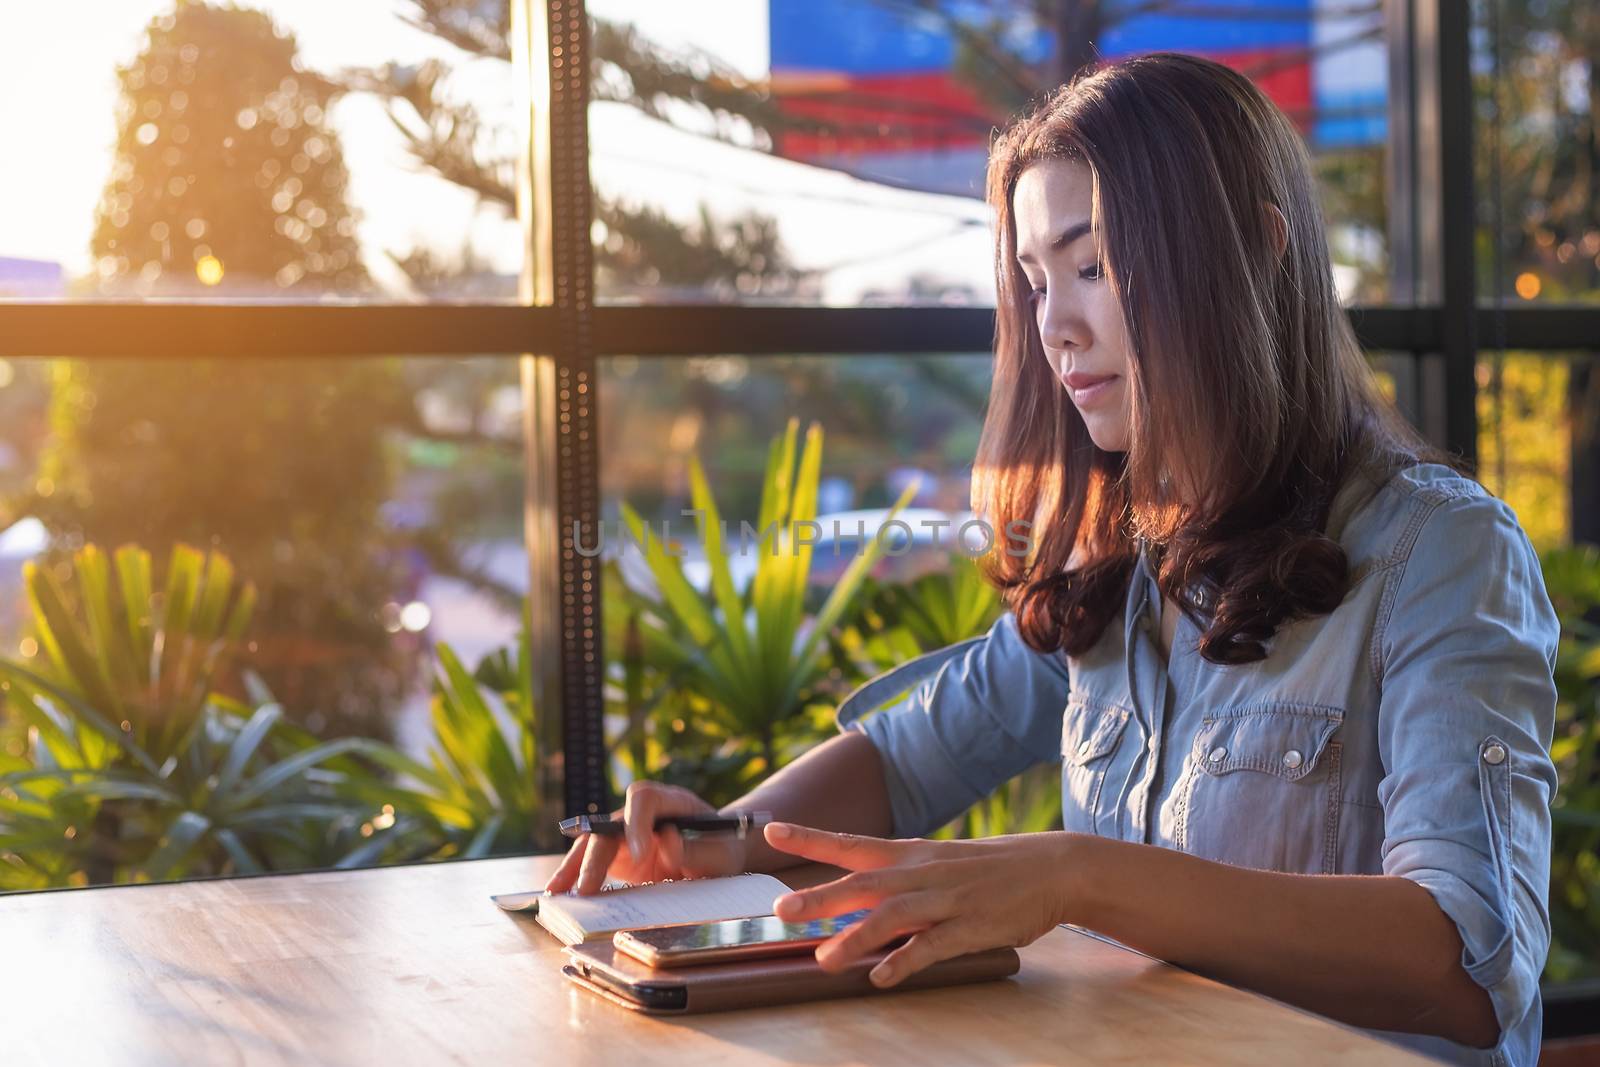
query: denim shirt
839 463 1559 1067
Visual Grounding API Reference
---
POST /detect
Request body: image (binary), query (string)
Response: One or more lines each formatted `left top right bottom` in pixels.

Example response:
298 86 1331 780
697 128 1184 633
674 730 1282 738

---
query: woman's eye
1079 263 1104 281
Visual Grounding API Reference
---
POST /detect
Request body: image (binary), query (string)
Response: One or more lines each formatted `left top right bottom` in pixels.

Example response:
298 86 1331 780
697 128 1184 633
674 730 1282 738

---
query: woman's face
1012 158 1134 452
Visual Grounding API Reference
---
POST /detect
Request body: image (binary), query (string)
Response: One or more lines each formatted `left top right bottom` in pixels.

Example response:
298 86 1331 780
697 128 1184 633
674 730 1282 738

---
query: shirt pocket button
1282 749 1304 769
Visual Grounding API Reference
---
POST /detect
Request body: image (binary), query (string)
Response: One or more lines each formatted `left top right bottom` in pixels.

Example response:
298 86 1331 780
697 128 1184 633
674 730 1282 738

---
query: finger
814 890 952 972
622 782 714 866
656 824 685 875
622 783 663 865
575 832 622 895
868 921 975 988
543 835 589 893
762 822 908 871
773 867 914 922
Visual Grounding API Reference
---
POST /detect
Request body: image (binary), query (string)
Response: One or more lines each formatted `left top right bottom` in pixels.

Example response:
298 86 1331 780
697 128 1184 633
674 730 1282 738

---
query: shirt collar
1323 463 1383 546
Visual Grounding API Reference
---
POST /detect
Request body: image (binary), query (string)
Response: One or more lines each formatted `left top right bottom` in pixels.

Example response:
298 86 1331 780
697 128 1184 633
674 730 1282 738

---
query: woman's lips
1062 371 1119 407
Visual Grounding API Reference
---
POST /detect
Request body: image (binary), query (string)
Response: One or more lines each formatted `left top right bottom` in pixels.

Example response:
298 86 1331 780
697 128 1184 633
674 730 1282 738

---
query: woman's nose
1037 292 1087 353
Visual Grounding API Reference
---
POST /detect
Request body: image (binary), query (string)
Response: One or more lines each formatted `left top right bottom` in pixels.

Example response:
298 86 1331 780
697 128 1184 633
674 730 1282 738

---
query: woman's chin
1082 419 1131 453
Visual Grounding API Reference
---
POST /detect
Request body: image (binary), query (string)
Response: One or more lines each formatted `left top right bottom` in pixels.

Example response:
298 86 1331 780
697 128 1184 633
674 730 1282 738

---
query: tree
342 2 813 301
88 2 366 298
1475 0 1600 545
31 1 421 738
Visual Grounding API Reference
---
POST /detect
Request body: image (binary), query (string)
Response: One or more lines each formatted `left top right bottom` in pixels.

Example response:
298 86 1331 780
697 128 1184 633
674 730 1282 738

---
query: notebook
562 938 1022 1014
492 873 790 946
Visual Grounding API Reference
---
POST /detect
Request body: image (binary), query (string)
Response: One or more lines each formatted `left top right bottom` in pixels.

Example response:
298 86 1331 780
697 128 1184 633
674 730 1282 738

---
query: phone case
562 939 1020 1014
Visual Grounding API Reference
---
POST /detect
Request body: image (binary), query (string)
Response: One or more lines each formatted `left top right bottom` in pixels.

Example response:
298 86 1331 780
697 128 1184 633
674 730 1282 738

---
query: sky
0 0 996 304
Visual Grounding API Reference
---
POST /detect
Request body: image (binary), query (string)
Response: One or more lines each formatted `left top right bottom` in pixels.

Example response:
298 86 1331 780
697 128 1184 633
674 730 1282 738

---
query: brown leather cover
561 940 1020 1014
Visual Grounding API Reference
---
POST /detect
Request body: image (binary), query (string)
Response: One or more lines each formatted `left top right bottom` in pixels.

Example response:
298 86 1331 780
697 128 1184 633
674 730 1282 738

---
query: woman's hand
763 822 1078 988
543 781 748 895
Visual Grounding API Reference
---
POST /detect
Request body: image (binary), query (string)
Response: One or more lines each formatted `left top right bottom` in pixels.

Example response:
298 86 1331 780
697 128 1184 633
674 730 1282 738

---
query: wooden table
0 854 1431 1066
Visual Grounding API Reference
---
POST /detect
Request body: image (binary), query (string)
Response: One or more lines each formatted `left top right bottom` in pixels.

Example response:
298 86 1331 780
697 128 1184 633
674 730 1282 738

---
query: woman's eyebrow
1016 218 1094 265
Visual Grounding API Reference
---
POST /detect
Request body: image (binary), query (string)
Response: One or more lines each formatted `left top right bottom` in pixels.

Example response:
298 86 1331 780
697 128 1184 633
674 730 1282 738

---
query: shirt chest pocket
1178 703 1345 874
1060 697 1132 839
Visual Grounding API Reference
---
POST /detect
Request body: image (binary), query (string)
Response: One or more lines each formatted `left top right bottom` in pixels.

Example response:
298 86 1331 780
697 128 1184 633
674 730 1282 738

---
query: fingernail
766 822 792 840
774 892 800 916
869 963 892 987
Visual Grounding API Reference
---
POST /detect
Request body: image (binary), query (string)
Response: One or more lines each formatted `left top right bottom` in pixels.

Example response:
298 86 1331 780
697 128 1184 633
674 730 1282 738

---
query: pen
557 810 773 840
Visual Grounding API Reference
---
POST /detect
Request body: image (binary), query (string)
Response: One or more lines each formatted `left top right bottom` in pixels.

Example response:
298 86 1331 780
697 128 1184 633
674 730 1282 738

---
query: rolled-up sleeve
847 612 1071 838
1375 490 1559 1053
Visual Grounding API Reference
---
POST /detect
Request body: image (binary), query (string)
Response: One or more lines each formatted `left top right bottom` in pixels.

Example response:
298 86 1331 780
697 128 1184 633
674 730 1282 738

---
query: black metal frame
4 303 1596 361
0 0 1592 824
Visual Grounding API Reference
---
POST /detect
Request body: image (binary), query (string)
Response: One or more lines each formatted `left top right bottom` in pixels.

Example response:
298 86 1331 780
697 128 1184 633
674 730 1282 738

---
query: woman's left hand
763 821 1079 988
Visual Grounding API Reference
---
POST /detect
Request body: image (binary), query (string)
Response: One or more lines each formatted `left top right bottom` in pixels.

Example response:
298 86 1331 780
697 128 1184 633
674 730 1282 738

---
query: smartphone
613 908 891 968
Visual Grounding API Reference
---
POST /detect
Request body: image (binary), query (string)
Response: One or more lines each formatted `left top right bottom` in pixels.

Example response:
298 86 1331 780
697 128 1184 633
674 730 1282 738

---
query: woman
547 53 1557 1067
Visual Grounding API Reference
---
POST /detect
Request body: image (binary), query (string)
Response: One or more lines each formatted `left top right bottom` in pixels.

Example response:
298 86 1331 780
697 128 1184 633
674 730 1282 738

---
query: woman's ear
1263 202 1289 260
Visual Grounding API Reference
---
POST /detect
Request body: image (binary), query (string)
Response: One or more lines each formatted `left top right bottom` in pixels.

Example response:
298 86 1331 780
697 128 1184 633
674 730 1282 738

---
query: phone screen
624 908 873 957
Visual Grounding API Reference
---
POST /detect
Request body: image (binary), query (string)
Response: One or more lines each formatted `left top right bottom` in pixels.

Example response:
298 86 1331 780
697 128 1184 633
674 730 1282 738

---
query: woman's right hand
542 780 749 895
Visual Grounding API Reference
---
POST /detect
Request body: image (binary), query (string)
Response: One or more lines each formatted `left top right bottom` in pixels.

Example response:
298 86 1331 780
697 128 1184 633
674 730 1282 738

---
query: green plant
614 419 917 786
17 542 255 766
351 634 544 861
1542 543 1600 983
875 558 1005 651
0 544 400 888
838 557 1004 674
932 764 1063 841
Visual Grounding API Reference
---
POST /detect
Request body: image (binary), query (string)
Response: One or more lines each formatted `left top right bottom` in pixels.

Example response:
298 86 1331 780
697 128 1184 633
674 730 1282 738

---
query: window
1472 0 1598 306
587 0 1392 305
0 3 525 303
0 353 530 889
1476 351 1599 547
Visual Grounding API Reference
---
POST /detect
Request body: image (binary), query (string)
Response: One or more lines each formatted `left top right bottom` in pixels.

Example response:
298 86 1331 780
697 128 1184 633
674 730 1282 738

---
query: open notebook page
494 873 790 945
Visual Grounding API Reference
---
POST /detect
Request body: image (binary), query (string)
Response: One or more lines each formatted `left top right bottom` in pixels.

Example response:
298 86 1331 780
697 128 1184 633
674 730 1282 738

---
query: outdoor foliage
607 419 917 793
0 544 385 888
598 420 1037 840
1542 543 1600 982
352 635 545 863
846 562 1005 670
28 1 421 740
0 542 556 887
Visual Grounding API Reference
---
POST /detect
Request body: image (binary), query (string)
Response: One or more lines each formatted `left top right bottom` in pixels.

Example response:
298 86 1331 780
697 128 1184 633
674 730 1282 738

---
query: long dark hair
974 52 1449 665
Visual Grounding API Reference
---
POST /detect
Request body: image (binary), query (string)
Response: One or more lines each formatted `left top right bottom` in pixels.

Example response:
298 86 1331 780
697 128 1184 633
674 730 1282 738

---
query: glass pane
0 354 531 890
587 1 1389 305
1476 351 1599 549
0 2 524 303
1471 0 1597 305
601 352 988 528
597 353 995 806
